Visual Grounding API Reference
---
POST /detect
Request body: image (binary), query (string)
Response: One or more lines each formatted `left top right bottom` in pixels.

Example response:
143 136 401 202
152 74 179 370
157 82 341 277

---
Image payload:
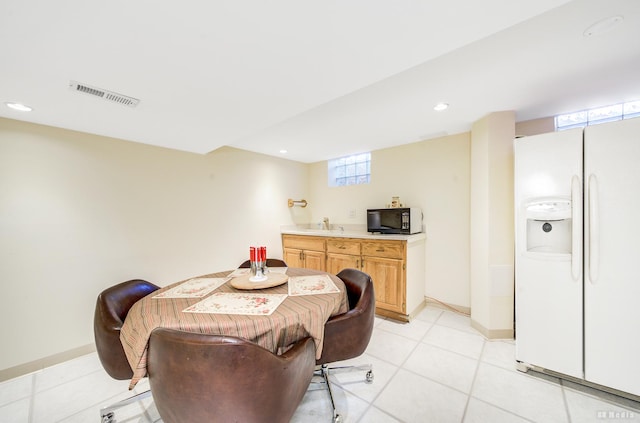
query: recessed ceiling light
583 15 624 37
434 103 449 111
5 102 33 112
279 149 288 154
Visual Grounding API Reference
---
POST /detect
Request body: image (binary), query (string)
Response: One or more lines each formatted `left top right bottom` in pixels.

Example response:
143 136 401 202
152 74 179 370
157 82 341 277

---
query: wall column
469 111 515 339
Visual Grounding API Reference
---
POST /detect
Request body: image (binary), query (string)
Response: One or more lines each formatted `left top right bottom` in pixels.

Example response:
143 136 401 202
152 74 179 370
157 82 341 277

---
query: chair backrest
147 328 316 423
94 279 160 380
238 258 287 268
316 268 375 365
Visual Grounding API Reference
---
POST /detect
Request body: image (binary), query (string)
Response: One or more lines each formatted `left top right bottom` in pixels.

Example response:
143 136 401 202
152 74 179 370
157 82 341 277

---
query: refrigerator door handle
571 175 581 281
588 174 599 283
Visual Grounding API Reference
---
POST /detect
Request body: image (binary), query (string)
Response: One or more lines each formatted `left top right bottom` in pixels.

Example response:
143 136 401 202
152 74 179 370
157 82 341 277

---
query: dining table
120 266 349 389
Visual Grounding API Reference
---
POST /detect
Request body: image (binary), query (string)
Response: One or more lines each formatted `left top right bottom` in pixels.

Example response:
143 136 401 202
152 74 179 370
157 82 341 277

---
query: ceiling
1 0 639 163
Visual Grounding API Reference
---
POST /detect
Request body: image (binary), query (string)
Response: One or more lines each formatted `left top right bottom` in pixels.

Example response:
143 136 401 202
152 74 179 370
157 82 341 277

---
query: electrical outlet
348 208 357 219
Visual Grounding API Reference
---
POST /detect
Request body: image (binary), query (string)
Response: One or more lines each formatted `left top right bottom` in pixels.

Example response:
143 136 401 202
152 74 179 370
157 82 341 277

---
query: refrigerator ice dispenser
525 199 572 254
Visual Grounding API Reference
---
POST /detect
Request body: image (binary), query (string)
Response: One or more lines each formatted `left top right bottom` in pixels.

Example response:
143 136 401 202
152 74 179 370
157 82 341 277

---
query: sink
285 227 361 237
295 228 336 234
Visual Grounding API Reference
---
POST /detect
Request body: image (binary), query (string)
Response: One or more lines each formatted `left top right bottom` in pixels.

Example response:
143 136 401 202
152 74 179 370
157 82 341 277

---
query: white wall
308 132 471 309
0 118 307 373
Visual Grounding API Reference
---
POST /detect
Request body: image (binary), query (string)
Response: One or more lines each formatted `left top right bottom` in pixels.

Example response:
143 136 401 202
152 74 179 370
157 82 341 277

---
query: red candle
260 246 266 262
250 246 256 262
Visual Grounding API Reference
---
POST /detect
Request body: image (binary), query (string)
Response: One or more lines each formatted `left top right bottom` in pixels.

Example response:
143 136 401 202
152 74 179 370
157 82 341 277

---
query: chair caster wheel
334 414 343 423
101 412 115 423
365 370 374 383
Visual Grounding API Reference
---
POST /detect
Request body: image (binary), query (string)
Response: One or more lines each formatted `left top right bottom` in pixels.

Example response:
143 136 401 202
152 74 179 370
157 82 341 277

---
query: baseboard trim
375 298 429 323
425 297 470 316
470 320 514 340
0 343 96 382
424 298 513 339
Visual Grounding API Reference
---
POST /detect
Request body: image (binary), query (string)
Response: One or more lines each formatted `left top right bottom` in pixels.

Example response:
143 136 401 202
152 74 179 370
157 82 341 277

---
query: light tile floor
2 305 640 422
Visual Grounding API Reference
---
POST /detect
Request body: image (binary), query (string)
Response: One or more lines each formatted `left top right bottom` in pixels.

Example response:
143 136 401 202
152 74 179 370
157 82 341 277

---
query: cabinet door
363 256 405 314
283 248 304 268
304 250 326 271
326 252 360 275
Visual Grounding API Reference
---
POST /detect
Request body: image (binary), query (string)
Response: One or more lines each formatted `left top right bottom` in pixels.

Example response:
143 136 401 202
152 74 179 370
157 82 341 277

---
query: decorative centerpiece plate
230 273 289 290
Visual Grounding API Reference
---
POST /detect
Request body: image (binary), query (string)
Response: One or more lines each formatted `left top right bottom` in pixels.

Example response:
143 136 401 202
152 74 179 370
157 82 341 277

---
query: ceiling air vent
69 81 140 108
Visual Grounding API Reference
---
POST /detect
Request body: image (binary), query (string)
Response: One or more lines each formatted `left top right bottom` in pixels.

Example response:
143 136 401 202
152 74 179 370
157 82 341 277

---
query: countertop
280 225 426 242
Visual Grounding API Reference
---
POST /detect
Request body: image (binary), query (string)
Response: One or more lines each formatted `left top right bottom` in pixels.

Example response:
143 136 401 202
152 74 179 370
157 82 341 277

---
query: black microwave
367 208 423 234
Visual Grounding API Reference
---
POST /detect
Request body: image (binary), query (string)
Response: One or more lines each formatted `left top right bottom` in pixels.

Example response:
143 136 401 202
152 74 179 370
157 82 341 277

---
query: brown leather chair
315 268 375 422
147 328 316 423
238 258 288 268
94 279 160 423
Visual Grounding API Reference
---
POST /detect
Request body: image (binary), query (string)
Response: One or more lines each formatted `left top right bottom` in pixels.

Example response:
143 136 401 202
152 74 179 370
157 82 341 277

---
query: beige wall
308 133 471 309
515 117 555 137
1 112 525 375
0 118 307 374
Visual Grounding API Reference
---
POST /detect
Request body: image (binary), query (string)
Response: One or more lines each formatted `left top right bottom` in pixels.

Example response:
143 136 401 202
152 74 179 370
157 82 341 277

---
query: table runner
120 268 348 389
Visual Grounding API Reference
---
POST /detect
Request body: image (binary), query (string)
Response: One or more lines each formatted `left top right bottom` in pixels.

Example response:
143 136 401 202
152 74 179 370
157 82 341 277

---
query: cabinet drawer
326 238 361 255
361 240 404 259
282 235 325 252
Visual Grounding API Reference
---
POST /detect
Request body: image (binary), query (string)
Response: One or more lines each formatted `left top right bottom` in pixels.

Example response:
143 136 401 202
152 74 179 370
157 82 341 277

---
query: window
555 100 640 130
328 152 371 187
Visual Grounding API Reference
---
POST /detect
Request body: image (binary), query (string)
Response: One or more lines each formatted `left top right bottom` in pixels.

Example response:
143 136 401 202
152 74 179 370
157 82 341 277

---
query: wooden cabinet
327 238 408 319
326 238 361 274
296 234 424 321
282 235 326 271
361 240 405 317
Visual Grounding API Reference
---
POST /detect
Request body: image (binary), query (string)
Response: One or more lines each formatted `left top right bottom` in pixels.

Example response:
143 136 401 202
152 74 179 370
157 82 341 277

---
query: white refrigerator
514 117 640 397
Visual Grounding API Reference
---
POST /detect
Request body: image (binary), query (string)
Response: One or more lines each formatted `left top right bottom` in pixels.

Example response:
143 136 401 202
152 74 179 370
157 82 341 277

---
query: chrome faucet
322 217 330 230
